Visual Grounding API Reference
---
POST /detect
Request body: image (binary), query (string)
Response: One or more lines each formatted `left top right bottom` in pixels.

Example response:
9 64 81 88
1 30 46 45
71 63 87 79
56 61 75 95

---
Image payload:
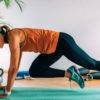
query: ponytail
0 25 10 43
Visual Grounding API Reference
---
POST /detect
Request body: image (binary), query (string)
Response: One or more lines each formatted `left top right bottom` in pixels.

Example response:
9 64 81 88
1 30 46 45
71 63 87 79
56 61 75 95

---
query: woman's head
0 25 10 48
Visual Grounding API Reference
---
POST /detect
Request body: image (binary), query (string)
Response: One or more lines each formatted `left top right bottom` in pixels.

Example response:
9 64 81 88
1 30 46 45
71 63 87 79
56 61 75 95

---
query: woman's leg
60 32 100 71
29 39 70 78
90 72 100 79
79 68 89 76
84 72 100 80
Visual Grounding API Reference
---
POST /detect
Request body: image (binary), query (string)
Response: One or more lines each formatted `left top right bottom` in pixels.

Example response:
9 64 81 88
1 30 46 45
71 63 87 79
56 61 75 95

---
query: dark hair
0 26 10 43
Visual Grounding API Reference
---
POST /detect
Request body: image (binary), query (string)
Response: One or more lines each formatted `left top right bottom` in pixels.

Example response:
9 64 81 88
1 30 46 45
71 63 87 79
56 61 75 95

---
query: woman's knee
29 66 41 78
29 69 40 78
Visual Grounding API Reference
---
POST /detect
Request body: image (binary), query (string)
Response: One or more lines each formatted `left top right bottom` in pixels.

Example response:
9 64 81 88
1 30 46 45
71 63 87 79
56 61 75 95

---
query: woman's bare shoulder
10 28 24 35
8 28 25 43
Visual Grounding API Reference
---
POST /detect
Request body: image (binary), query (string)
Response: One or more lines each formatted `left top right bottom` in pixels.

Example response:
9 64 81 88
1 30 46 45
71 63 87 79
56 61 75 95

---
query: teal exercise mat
1 87 100 100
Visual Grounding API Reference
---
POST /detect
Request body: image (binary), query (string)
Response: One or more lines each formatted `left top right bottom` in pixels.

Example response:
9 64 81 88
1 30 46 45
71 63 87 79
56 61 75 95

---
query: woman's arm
7 32 22 92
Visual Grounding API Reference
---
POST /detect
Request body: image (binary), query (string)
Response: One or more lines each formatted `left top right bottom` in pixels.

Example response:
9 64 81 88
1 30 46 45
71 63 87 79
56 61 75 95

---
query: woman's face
0 34 4 48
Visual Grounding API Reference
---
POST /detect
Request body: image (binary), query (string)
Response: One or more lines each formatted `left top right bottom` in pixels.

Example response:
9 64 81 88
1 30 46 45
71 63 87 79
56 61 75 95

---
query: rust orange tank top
14 28 60 54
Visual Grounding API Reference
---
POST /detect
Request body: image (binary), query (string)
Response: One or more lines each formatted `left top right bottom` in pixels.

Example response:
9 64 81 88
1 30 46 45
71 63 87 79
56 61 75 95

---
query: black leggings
29 32 100 78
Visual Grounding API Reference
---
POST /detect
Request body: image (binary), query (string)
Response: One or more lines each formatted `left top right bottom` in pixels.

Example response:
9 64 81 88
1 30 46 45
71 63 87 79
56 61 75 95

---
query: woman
0 25 100 98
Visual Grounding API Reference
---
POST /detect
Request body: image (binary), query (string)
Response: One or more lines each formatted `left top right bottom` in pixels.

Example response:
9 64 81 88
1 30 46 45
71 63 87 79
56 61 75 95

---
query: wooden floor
2 73 100 88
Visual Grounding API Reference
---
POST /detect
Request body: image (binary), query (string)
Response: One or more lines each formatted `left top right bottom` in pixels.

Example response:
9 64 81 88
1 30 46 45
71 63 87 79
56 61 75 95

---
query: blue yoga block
16 71 29 79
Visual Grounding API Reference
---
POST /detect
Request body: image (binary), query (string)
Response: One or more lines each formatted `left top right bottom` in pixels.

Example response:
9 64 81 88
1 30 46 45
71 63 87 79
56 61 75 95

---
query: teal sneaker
67 66 84 88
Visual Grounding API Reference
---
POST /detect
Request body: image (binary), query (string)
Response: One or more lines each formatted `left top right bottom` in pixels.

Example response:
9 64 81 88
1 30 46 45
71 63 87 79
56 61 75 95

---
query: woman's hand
0 94 8 98
0 86 9 98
